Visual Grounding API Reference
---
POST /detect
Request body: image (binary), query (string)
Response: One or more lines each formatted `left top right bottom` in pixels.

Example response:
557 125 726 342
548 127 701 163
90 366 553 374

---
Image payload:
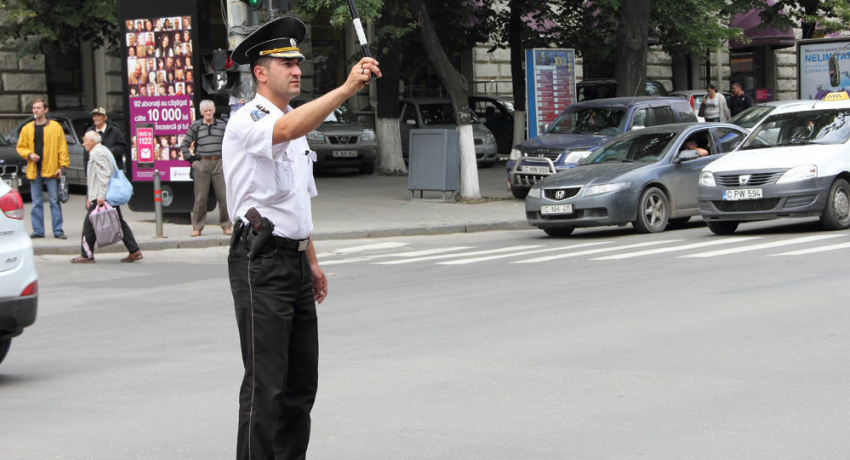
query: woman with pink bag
71 131 143 264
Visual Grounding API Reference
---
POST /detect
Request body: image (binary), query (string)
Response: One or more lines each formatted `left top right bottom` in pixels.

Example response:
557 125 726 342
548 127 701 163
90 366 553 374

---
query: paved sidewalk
27 163 531 256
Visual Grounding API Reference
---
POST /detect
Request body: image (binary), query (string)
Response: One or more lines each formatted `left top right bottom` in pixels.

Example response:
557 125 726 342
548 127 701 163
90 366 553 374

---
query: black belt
200 156 221 160
274 236 309 252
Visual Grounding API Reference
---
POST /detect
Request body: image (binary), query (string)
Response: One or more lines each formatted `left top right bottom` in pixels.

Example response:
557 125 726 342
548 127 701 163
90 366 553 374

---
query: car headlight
584 182 630 196
564 150 591 163
509 148 524 160
484 131 496 144
307 131 325 143
699 171 716 187
527 187 541 198
21 164 27 174
776 164 817 184
361 129 376 141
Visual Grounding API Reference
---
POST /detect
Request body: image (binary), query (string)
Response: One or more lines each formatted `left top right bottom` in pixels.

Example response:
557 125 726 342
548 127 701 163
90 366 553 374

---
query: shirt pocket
274 157 294 195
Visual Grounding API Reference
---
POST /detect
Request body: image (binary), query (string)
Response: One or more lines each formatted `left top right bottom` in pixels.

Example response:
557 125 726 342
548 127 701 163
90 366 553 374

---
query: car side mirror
66 134 76 144
677 150 700 162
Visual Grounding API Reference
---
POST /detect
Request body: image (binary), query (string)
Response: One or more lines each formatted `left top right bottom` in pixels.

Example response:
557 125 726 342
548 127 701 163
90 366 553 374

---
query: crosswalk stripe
513 240 680 264
376 245 543 265
327 242 409 255
321 246 473 265
773 241 850 256
591 237 761 260
438 242 608 265
681 234 846 258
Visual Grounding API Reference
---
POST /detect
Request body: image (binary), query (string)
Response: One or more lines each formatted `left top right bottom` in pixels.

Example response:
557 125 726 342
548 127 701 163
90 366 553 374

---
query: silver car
525 123 749 236
399 98 499 167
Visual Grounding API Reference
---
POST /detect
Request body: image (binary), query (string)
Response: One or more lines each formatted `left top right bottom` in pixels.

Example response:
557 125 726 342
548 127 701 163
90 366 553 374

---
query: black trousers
81 202 140 258
228 229 319 460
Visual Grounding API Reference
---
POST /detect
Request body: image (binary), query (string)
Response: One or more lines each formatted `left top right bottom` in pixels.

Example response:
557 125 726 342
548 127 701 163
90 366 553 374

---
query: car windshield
730 105 776 129
419 103 479 125
582 132 677 164
740 109 850 150
546 107 626 135
0 134 9 146
323 103 358 123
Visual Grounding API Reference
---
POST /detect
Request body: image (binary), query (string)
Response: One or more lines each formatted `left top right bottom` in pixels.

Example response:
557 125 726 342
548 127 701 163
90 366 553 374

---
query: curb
32 220 532 256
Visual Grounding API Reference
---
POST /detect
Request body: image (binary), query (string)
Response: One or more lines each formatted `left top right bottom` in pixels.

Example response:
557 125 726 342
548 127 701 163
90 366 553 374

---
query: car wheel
0 338 10 365
543 227 574 237
820 178 850 230
667 216 691 229
633 187 669 233
359 162 375 175
706 220 739 235
511 186 529 199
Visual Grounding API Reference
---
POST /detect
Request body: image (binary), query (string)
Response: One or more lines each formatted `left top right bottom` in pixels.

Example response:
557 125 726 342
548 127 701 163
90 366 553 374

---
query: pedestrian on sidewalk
86 107 130 172
71 131 143 264
698 84 730 122
222 16 380 460
180 99 231 237
17 98 69 239
729 82 754 118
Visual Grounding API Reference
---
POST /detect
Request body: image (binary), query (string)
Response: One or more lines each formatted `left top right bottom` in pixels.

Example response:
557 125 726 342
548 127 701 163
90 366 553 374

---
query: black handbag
58 174 69 203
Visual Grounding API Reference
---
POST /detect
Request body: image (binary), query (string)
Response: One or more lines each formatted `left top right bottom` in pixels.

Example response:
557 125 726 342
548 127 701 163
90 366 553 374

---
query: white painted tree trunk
457 124 480 200
375 117 407 175
513 109 526 152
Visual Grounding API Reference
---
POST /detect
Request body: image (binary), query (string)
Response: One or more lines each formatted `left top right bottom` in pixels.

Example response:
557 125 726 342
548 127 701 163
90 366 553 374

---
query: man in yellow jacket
17 99 70 239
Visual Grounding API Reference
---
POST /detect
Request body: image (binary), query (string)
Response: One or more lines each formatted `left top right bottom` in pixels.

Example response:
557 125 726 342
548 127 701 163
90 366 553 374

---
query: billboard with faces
123 15 196 181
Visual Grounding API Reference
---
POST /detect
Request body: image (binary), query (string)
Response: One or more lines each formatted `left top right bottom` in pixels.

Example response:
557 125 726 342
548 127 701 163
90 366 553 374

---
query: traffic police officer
222 16 381 460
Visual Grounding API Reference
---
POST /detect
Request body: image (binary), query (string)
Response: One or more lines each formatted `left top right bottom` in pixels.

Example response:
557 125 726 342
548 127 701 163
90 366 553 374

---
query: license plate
541 204 573 215
723 188 763 201
521 165 551 174
332 150 358 158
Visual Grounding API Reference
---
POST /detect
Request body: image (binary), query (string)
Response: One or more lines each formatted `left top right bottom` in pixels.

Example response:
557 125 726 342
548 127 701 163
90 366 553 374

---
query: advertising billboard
797 38 850 100
123 14 196 182
525 49 576 138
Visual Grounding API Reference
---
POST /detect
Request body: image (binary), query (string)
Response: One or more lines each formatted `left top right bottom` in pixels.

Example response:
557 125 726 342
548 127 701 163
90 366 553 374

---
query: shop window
45 49 85 110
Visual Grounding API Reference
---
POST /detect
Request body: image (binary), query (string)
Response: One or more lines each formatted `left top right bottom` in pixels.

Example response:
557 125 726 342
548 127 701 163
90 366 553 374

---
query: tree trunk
409 0 481 200
508 0 526 152
374 11 408 175
615 0 650 98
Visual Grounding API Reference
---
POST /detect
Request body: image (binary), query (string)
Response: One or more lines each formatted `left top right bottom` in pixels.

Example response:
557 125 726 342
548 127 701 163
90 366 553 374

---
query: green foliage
0 0 120 58
503 0 752 61
753 0 848 38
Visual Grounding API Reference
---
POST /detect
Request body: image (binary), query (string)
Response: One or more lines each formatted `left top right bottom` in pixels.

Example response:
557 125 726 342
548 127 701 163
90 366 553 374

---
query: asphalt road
2 219 850 459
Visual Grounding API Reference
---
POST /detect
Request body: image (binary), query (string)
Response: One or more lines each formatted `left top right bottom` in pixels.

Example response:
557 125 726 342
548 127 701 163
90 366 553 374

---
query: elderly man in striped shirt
181 99 232 236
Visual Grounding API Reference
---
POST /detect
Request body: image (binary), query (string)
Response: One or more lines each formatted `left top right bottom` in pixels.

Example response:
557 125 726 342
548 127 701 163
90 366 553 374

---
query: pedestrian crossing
317 233 850 267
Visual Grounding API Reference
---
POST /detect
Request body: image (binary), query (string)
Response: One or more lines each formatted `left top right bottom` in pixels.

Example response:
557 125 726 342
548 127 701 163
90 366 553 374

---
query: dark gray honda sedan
525 122 749 237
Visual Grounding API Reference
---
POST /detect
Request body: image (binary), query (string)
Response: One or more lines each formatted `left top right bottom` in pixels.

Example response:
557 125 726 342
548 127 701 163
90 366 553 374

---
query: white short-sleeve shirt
222 93 318 239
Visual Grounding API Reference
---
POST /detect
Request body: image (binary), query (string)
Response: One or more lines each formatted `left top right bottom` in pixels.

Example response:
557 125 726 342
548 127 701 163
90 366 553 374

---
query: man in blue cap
222 16 381 460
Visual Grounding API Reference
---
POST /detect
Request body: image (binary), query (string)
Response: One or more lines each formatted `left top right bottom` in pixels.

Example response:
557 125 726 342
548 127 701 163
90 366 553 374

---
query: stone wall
471 41 808 102
0 48 48 133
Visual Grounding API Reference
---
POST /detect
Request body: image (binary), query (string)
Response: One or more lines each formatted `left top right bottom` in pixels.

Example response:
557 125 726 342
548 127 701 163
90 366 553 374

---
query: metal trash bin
408 129 459 200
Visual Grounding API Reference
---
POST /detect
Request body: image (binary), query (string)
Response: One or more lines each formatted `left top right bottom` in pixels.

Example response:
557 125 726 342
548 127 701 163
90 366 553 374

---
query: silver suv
0 180 38 366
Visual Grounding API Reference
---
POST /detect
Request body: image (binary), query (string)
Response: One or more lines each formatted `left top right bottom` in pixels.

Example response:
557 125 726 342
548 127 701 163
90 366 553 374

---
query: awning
729 8 795 50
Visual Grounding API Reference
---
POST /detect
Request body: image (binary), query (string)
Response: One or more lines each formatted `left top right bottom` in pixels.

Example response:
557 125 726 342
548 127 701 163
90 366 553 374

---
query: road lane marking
773 241 850 256
328 242 409 255
592 237 761 260
377 245 543 265
681 234 846 258
513 240 680 264
321 246 473 265
438 242 608 265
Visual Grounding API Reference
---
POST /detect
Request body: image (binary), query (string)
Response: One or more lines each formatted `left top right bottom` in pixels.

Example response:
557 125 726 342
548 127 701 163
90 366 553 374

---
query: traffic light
202 49 236 95
241 0 263 9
